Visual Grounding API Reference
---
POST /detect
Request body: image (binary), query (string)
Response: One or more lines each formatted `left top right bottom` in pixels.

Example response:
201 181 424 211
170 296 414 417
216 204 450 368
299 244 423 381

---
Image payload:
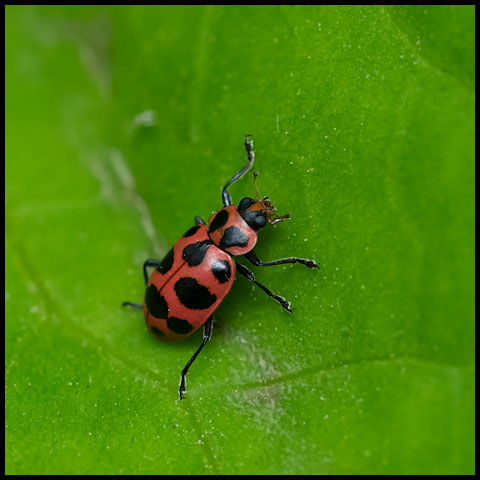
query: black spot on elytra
183 225 200 237
167 317 193 334
220 226 249 250
211 260 231 284
156 248 174 274
150 325 165 337
182 240 211 267
145 284 169 318
208 209 229 233
174 277 217 310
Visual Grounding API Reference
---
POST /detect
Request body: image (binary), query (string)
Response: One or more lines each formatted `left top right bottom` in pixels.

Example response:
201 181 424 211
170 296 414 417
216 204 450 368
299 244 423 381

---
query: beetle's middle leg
122 258 162 309
235 262 293 313
142 258 162 284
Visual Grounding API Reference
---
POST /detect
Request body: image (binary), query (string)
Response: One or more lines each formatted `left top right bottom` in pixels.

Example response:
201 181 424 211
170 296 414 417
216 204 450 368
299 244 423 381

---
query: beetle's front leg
244 249 319 269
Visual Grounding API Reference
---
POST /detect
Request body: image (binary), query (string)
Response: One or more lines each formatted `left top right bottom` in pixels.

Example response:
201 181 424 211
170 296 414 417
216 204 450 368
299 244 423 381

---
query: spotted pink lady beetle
123 136 319 399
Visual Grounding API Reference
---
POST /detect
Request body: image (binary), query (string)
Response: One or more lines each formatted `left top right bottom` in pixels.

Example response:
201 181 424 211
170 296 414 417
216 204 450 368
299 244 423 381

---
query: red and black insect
123 136 318 399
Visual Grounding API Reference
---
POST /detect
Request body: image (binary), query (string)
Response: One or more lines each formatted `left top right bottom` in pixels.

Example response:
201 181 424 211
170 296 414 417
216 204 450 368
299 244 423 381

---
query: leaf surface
5 5 475 474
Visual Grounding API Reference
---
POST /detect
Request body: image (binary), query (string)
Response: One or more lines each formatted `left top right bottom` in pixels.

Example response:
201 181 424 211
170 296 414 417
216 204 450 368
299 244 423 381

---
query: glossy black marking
145 284 169 318
174 277 217 310
220 226 249 250
151 325 166 337
208 209 229 233
242 209 266 231
182 240 211 267
253 213 266 229
183 225 201 237
211 259 231 284
167 316 193 334
237 197 255 214
156 248 174 274
238 198 266 231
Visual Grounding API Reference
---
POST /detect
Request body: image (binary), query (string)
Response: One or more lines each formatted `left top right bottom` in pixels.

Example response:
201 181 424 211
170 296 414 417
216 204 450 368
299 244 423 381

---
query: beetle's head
237 171 290 231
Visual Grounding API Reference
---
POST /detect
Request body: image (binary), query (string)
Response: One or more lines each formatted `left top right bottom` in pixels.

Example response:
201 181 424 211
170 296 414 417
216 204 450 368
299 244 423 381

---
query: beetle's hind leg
122 301 143 310
194 216 206 225
179 315 214 400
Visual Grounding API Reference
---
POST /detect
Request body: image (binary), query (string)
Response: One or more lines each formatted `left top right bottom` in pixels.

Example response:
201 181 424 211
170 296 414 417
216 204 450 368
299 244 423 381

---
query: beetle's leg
143 258 162 284
236 262 293 313
244 249 319 269
179 315 213 400
122 301 143 310
123 258 162 308
194 216 206 225
222 135 255 207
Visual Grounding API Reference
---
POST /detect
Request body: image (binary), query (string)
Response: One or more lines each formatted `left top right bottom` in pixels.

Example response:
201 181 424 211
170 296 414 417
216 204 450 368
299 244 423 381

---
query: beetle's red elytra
123 136 319 400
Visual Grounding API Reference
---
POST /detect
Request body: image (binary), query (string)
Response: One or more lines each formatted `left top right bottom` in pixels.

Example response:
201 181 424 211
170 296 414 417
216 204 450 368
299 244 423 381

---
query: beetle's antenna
253 170 260 201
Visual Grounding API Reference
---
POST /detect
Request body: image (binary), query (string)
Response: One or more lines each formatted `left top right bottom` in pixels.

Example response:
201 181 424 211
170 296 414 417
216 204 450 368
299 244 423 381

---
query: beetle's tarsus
122 301 143 310
179 375 186 400
302 259 320 269
273 294 293 313
293 258 319 269
245 134 254 153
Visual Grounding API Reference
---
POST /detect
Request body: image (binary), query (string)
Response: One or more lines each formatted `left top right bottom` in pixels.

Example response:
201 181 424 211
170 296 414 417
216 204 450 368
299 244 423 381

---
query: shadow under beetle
123 136 319 399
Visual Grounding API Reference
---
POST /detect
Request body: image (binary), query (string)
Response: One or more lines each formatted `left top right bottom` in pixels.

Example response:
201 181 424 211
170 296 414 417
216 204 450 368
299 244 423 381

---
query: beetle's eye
238 197 255 212
254 213 266 229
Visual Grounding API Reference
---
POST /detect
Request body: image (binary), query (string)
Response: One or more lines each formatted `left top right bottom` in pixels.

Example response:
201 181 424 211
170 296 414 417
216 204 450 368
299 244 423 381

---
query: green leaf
5 5 474 474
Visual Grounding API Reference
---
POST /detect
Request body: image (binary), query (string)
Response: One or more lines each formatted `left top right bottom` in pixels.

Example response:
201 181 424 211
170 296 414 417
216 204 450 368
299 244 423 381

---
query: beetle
123 135 319 399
